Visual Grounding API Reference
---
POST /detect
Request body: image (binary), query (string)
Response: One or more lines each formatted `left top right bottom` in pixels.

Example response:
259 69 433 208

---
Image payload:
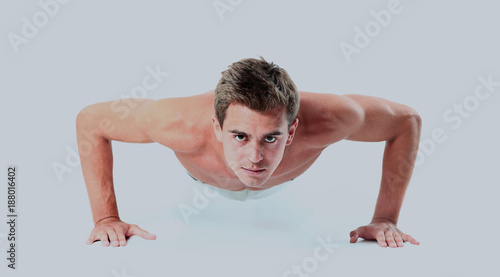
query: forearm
76 114 119 225
372 116 421 225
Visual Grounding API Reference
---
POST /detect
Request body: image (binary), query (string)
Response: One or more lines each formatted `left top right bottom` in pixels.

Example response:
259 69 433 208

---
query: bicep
77 98 155 143
341 94 420 142
135 97 205 152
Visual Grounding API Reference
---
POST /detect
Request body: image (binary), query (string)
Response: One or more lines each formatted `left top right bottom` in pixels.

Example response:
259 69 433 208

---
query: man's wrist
94 215 120 225
370 216 397 225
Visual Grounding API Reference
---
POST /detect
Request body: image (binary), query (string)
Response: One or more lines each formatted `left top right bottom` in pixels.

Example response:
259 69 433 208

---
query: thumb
350 230 359 243
127 225 157 240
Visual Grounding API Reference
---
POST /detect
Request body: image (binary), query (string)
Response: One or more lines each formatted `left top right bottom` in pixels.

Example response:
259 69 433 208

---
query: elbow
75 104 97 130
400 107 422 138
76 107 91 130
76 109 88 130
408 108 422 131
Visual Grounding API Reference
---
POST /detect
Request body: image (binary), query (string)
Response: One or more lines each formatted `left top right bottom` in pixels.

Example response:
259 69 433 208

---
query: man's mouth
242 167 266 175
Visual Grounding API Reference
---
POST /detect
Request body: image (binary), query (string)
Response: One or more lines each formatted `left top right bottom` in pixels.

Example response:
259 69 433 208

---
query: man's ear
286 118 299 146
211 115 223 142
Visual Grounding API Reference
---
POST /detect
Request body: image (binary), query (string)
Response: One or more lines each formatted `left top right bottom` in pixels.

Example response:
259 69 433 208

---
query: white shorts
187 172 292 201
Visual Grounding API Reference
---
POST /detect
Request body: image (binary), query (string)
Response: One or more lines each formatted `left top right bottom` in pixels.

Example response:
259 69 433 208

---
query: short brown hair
214 56 300 129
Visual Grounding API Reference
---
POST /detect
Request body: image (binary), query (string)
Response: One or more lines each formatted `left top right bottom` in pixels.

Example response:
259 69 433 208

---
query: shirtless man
77 57 421 248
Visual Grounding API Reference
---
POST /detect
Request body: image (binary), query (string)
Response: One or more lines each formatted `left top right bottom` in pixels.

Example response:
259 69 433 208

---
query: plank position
77 57 421 248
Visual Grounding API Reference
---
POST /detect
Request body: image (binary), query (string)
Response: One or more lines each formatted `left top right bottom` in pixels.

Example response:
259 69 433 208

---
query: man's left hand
349 218 420 248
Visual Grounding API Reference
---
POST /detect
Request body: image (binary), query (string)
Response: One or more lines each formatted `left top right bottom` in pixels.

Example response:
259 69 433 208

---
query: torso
153 91 344 191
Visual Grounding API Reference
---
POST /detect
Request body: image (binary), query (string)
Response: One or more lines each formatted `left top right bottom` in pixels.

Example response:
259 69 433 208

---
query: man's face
212 103 298 188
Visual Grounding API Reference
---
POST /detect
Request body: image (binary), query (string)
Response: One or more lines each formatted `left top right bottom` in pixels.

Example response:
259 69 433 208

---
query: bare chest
173 143 324 191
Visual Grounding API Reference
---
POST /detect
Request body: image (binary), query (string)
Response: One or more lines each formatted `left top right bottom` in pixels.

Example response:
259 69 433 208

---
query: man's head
212 57 300 188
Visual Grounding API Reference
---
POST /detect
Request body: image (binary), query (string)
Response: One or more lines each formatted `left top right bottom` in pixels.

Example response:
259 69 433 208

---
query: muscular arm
327 94 422 247
76 95 206 246
76 98 156 246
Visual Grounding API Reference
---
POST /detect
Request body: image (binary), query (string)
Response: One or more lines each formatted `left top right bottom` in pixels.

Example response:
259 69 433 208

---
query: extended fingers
376 232 387 247
351 222 419 248
86 231 97 245
86 228 128 247
117 230 127 247
99 230 110 247
382 231 418 248
393 232 405 247
107 228 119 247
385 231 398 248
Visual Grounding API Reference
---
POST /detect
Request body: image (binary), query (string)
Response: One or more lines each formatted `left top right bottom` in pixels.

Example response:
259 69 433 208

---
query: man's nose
247 143 263 163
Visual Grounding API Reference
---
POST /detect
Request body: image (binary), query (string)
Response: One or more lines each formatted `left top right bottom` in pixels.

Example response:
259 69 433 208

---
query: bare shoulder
136 91 215 152
296 91 364 147
299 91 361 117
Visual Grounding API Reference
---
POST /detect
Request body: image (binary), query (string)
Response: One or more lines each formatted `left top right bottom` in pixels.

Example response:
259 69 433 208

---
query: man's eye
264 136 276 143
235 135 246 141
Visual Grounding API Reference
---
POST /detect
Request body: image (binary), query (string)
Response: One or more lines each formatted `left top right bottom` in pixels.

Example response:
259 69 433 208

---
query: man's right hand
86 217 157 247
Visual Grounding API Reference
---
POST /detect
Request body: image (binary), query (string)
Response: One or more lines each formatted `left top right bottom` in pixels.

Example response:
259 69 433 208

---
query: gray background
1 0 499 276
